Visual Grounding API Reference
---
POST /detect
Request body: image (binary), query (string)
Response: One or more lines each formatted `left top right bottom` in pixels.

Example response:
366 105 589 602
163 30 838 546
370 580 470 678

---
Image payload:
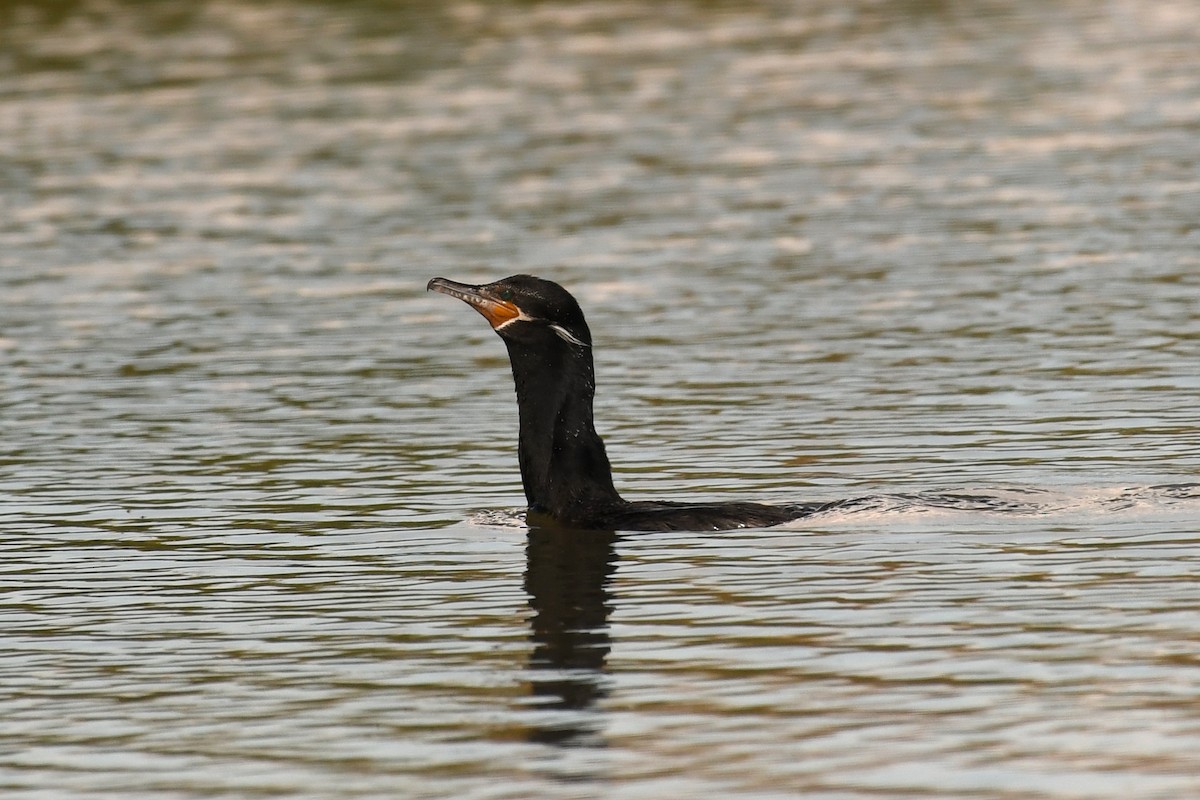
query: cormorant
428 274 834 531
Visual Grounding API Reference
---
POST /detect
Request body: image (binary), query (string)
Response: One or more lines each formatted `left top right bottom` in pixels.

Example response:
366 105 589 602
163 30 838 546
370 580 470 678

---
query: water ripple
4 1 1200 798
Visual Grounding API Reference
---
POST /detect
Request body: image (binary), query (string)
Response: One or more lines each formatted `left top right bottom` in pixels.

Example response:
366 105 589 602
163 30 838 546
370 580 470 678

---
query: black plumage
428 274 834 531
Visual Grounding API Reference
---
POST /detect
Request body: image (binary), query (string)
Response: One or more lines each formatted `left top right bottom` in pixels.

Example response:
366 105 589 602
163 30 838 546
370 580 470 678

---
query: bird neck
504 339 623 520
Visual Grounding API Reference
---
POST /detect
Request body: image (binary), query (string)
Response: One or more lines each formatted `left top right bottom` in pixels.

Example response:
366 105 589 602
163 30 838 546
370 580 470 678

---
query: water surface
2 1 1200 798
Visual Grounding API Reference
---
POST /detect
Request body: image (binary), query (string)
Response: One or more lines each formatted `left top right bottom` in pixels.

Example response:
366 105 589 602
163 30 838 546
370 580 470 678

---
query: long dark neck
504 338 623 522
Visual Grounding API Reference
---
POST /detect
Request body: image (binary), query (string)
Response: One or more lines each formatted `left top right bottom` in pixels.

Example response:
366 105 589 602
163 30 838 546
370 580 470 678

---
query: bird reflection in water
523 525 618 747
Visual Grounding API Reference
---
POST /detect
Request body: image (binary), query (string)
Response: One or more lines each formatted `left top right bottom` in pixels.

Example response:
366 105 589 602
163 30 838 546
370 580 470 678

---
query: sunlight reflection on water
3 0 1200 798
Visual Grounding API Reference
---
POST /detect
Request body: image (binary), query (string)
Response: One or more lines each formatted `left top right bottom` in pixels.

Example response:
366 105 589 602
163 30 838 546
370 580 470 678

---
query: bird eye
499 289 514 301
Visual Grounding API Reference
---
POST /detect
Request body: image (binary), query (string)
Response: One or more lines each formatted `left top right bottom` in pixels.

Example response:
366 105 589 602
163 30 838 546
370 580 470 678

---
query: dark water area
2 1 1200 797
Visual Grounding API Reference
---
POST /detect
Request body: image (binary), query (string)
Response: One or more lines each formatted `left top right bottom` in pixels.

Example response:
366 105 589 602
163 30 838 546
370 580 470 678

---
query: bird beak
427 277 521 329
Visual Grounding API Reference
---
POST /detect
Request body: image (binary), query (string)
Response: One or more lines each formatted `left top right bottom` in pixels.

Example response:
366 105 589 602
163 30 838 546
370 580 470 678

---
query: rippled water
3 1 1200 797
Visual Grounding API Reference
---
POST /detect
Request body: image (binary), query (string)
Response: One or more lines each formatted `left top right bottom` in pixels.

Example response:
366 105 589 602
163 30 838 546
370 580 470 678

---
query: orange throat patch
476 298 521 329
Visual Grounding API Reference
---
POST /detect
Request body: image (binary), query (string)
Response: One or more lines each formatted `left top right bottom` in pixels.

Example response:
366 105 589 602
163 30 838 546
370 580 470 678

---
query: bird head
427 274 592 348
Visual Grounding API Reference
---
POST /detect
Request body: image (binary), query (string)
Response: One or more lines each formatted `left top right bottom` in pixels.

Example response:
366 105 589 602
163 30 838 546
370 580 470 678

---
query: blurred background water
2 1 1199 798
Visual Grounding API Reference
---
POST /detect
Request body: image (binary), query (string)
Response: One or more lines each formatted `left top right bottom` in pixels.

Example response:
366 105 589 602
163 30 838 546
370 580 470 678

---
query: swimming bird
428 275 835 531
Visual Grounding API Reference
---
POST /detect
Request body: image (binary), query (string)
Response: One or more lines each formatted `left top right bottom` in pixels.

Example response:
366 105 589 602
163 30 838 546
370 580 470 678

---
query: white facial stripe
493 314 590 347
493 310 536 330
549 323 589 347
